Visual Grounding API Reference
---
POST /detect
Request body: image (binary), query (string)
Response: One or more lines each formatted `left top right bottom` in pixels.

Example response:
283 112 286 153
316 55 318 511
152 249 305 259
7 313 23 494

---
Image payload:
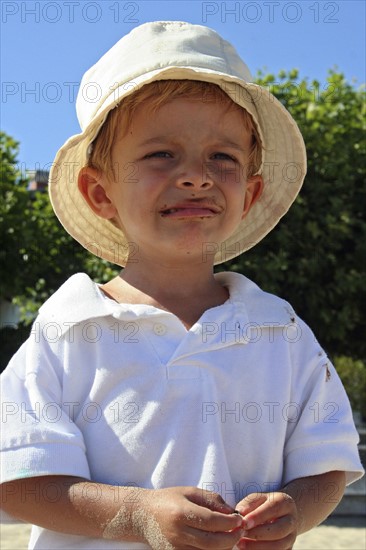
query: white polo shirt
1 272 363 549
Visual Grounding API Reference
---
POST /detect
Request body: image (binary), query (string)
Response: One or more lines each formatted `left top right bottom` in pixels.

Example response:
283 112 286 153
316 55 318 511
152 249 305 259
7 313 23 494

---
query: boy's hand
133 486 246 549
234 491 299 549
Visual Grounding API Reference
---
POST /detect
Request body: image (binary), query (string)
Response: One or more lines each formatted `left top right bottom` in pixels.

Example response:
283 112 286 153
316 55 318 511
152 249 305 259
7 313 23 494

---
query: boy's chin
151 248 217 268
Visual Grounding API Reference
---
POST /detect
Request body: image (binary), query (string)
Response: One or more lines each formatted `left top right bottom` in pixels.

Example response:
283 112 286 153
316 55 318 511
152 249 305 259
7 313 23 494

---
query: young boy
0 21 363 550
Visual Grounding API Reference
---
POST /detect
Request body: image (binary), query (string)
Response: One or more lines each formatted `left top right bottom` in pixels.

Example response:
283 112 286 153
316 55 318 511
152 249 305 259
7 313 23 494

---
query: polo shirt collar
38 271 295 338
215 271 295 327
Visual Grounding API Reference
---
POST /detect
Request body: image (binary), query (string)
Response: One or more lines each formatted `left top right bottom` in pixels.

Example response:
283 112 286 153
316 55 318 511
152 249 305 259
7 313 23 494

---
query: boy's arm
0 476 245 549
0 476 139 540
282 470 346 534
235 470 346 549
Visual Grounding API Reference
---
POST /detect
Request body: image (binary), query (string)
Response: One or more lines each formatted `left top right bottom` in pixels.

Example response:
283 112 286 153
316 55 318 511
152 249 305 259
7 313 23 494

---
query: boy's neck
101 258 229 329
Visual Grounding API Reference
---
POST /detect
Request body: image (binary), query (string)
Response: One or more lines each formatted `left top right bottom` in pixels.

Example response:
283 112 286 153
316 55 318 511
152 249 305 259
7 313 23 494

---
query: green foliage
220 70 366 361
0 325 30 371
334 356 366 419
0 131 119 323
0 133 30 300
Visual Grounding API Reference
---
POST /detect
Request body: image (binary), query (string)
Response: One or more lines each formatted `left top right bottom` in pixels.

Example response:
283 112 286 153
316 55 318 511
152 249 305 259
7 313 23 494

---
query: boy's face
84 94 262 266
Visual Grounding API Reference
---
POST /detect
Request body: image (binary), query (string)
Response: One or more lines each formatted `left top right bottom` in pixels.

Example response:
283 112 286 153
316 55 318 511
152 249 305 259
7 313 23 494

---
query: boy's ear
78 167 117 220
242 174 264 218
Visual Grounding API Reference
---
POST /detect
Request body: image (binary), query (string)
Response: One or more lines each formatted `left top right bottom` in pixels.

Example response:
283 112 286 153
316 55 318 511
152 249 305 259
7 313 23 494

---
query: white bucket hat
49 20 306 266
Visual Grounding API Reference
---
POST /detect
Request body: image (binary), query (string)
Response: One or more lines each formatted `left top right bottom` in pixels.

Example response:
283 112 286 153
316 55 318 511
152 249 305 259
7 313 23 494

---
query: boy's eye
212 152 237 161
144 151 172 159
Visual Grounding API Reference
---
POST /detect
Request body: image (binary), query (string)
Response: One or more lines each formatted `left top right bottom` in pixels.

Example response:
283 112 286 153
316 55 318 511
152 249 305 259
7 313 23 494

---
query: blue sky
1 0 365 170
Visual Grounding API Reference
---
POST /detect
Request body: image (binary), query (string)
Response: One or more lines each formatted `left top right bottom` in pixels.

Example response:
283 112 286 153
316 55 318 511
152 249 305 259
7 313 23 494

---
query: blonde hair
88 79 262 179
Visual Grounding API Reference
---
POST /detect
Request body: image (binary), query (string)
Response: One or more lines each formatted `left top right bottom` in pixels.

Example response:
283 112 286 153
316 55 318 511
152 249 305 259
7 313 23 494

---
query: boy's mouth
160 202 222 218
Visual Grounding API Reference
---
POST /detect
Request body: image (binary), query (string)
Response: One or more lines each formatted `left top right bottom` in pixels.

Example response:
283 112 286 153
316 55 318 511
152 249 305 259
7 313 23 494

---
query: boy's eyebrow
213 140 245 152
138 136 173 147
139 136 245 151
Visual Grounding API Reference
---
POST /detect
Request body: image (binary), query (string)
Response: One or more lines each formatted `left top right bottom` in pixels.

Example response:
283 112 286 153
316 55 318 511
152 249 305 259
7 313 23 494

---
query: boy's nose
175 161 214 190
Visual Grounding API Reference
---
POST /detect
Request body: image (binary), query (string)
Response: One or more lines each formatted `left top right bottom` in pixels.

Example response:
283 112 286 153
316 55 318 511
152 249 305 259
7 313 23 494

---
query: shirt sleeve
282 316 364 487
0 321 91 521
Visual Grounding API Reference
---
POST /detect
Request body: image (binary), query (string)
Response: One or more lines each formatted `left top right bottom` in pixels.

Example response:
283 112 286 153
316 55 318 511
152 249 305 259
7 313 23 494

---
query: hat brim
49 66 306 266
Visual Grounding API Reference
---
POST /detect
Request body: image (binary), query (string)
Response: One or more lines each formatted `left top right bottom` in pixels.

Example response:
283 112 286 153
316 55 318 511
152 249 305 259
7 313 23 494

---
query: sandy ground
0 517 365 549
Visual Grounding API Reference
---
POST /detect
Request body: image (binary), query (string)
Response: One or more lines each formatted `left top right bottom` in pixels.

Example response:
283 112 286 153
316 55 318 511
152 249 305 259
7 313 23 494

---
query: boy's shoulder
37 273 113 329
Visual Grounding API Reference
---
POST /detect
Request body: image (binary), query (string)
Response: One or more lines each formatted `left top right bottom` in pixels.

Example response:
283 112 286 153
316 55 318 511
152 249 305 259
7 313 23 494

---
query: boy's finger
185 524 247 550
239 514 294 541
237 493 294 529
236 531 296 550
192 489 235 514
184 505 243 533
235 493 268 517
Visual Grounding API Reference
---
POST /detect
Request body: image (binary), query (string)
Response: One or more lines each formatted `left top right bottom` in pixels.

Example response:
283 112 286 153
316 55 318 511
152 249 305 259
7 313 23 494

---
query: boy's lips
160 202 222 218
